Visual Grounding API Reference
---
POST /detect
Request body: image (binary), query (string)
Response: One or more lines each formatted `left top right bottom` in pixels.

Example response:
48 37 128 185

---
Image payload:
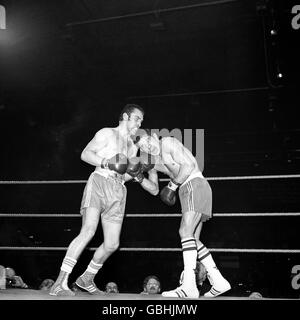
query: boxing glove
101 153 128 174
126 157 144 183
160 180 180 206
140 151 155 172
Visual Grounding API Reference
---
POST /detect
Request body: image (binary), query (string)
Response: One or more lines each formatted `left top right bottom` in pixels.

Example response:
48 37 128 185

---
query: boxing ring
0 174 300 300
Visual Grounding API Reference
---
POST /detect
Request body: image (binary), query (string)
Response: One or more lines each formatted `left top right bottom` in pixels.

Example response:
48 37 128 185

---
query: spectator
70 282 81 293
39 279 55 291
105 282 119 294
141 275 161 295
179 261 210 296
0 222 43 288
5 267 28 289
249 291 263 299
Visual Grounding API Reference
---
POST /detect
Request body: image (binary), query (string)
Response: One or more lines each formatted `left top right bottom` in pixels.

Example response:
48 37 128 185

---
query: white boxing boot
162 269 199 299
204 267 231 298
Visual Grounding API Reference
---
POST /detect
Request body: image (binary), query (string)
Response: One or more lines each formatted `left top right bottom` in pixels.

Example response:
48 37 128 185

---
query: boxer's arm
140 169 159 196
124 140 139 181
124 173 134 182
124 169 158 194
139 168 159 195
127 139 139 158
80 128 112 166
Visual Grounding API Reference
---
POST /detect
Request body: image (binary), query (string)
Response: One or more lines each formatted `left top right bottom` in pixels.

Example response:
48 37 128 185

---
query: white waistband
181 171 204 187
93 169 125 185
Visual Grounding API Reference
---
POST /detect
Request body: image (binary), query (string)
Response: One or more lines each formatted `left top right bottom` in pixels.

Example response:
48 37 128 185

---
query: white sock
197 242 226 286
197 242 216 272
60 256 77 289
181 238 197 287
81 259 103 281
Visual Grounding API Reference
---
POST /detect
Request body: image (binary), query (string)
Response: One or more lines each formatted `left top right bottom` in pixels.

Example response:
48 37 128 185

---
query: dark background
0 0 299 298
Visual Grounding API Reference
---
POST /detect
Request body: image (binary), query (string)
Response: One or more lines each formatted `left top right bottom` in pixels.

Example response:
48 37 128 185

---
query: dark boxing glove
126 157 144 183
140 151 155 172
160 180 180 206
101 153 128 174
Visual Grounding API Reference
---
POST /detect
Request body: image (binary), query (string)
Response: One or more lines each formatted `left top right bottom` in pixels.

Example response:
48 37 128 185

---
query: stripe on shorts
187 181 194 212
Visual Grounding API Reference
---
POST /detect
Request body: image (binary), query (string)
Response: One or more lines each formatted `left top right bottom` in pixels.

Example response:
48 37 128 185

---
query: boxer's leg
50 207 100 296
162 211 201 298
76 183 126 295
76 219 122 295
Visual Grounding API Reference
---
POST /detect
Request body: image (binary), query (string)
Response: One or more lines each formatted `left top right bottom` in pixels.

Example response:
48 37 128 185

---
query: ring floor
0 289 296 300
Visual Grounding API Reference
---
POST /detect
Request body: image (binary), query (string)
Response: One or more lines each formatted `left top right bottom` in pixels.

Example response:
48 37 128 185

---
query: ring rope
1 174 300 184
0 246 299 253
1 212 300 217
162 174 300 181
0 180 86 184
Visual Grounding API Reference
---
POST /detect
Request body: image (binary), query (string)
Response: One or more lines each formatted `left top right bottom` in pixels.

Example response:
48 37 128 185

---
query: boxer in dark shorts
178 174 212 222
136 130 231 298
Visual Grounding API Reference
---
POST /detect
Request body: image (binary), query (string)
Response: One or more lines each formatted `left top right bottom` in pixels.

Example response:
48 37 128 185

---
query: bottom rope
0 246 299 253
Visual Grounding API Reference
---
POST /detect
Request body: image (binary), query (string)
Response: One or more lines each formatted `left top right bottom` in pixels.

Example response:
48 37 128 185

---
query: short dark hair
119 104 144 121
143 275 161 289
134 128 151 144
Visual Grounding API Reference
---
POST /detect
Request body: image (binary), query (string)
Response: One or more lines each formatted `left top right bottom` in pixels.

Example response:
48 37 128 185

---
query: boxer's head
119 104 144 135
135 129 160 156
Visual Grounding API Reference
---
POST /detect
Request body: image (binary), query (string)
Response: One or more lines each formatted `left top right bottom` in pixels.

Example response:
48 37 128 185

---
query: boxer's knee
178 226 190 239
195 239 203 249
103 241 119 253
179 211 199 239
179 225 193 239
80 225 97 241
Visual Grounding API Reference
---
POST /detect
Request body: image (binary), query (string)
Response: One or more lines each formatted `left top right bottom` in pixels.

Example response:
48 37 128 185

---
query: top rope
1 174 300 184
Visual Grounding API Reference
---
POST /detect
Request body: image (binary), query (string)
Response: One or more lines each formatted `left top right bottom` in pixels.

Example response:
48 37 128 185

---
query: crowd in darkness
0 262 267 299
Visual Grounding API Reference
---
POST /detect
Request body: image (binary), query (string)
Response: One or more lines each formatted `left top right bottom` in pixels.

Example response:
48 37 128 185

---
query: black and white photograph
0 0 299 317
